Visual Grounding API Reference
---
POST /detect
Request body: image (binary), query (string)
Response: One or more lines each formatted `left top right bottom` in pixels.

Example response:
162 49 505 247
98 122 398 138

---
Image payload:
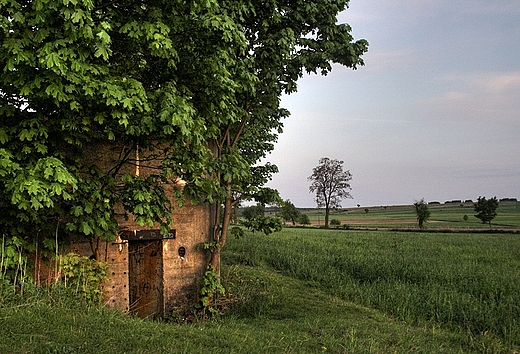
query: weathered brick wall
103 240 130 311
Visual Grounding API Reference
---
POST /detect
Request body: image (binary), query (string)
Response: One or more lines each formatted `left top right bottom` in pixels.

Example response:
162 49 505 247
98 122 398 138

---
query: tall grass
1 270 476 354
223 228 520 348
2 228 516 352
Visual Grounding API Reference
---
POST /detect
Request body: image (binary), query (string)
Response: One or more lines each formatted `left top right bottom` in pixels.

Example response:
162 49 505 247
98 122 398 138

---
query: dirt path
310 219 417 226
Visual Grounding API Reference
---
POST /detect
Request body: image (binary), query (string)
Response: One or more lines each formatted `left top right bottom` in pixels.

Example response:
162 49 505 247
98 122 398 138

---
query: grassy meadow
224 229 520 350
298 200 520 230
1 203 520 353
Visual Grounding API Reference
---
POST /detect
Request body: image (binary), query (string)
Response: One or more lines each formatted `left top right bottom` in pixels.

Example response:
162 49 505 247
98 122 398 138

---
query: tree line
243 157 502 230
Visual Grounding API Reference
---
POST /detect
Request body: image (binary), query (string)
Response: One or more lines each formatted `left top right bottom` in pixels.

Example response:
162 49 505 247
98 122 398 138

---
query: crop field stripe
294 201 520 230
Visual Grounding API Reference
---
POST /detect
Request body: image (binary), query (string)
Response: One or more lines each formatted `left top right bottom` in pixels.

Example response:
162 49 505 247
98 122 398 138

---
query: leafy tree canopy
474 196 498 228
308 157 352 227
1 0 367 272
414 198 430 230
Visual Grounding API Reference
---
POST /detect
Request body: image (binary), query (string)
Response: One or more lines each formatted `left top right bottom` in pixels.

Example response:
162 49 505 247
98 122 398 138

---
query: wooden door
128 240 164 318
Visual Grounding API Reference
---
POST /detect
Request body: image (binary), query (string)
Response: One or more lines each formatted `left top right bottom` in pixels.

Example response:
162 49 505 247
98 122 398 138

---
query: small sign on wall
119 229 176 241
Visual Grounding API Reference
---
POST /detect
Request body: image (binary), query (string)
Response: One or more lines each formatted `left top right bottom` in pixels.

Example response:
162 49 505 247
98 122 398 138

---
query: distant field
296 201 520 230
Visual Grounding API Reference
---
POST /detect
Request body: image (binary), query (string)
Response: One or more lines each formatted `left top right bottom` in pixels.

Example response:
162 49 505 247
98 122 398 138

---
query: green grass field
224 228 520 350
1 265 480 354
300 201 520 230
2 207 520 353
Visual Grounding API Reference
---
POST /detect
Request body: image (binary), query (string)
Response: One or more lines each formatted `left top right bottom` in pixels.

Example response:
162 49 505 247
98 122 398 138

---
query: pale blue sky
264 1 520 208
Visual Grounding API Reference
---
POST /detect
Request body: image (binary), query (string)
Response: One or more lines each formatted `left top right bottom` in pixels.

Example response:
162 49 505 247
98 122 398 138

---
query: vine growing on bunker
197 265 225 317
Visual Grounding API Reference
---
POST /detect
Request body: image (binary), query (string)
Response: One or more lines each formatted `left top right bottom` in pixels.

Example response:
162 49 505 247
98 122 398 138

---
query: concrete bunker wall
70 142 214 318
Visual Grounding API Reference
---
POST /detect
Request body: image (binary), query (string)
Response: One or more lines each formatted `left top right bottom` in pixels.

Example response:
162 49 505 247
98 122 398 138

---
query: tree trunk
210 179 233 277
325 207 330 228
89 237 101 260
209 246 221 276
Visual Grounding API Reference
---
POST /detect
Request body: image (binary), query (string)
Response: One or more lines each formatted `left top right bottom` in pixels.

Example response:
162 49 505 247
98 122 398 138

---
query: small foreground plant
58 253 108 303
1 235 30 291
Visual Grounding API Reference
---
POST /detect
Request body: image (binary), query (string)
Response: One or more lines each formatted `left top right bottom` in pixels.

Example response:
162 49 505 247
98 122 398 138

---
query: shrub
58 253 108 303
330 219 341 228
414 199 430 230
298 214 311 226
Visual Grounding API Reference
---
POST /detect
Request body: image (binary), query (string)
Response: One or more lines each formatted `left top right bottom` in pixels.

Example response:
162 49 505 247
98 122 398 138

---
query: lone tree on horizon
414 198 430 230
308 158 352 228
474 196 498 228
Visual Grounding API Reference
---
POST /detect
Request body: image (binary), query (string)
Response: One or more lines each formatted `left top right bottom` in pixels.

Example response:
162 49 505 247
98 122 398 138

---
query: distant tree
230 202 242 225
298 214 311 226
308 158 352 228
474 196 498 228
499 198 517 202
414 199 430 230
241 204 265 223
364 208 369 214
277 199 301 225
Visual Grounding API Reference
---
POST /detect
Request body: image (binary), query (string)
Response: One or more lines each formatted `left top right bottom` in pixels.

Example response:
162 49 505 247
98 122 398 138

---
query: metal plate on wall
120 229 176 241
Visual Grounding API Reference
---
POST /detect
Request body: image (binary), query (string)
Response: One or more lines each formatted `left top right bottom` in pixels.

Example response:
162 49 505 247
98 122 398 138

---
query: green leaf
79 221 94 235
0 128 8 144
46 52 60 68
96 29 111 44
71 206 84 217
84 202 94 214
